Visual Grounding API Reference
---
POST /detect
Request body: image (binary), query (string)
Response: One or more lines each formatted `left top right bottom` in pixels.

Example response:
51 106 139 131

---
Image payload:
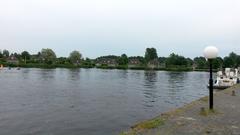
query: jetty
122 84 240 135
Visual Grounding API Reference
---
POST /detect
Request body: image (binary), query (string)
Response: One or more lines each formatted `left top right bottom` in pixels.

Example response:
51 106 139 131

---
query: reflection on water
117 70 128 80
167 72 187 102
38 69 56 80
167 72 187 89
0 68 209 135
144 71 158 89
22 68 30 79
67 68 81 81
142 71 158 107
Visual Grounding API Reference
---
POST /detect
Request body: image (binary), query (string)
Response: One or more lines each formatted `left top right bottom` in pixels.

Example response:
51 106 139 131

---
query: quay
122 84 240 135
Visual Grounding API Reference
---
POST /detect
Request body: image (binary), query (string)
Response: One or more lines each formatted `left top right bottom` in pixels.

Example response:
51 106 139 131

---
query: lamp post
204 46 219 110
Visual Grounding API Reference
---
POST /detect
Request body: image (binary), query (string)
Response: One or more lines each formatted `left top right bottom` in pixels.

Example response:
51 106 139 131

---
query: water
0 68 209 135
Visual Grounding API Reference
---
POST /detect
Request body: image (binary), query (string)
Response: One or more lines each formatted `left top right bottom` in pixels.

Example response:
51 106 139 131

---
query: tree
118 54 128 65
166 53 188 67
37 52 41 57
237 55 240 67
85 57 91 62
13 53 21 59
82 57 94 67
85 57 92 64
186 58 194 67
158 57 166 63
3 49 9 57
69 50 82 65
0 50 3 58
41 48 57 64
145 48 158 63
212 57 223 69
193 57 207 69
223 52 239 68
21 51 31 61
223 57 234 68
56 57 70 65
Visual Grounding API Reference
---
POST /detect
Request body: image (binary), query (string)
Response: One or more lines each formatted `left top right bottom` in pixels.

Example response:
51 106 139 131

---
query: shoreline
121 84 240 135
0 63 212 72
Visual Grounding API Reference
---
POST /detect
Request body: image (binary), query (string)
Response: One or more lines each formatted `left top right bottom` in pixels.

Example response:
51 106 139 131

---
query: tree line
0 49 91 68
0 48 240 70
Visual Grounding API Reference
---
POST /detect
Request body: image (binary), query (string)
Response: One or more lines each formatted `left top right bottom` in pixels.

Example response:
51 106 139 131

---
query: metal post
209 59 213 110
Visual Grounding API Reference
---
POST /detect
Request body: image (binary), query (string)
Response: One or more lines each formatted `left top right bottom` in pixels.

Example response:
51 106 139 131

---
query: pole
209 59 213 110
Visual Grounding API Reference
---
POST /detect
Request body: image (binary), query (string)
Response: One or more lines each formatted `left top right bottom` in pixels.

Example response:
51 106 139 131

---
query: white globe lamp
204 46 219 59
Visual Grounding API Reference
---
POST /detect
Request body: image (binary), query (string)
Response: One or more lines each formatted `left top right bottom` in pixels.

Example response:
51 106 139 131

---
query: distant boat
210 68 240 89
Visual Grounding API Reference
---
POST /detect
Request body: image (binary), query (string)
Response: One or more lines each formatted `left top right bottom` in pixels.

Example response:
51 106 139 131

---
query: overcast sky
0 0 239 58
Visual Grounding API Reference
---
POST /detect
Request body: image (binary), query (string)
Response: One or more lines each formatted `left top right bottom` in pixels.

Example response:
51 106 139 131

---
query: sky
0 0 239 58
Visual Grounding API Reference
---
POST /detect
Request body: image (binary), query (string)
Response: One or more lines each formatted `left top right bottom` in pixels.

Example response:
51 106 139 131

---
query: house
7 55 19 64
95 56 118 67
128 57 143 68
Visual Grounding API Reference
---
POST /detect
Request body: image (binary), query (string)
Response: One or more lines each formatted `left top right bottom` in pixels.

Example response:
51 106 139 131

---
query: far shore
0 63 214 72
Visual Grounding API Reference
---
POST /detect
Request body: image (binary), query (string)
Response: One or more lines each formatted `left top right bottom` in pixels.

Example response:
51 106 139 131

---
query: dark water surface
0 68 209 135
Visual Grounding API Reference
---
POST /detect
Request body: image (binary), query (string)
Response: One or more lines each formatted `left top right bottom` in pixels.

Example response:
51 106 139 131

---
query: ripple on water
0 69 209 135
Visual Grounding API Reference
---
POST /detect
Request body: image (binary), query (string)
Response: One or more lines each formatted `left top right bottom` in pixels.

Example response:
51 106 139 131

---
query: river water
0 68 209 135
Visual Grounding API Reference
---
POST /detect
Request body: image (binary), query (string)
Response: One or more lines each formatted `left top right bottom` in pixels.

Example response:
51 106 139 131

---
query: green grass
119 131 137 135
133 117 165 130
199 97 209 102
199 108 220 116
120 117 165 135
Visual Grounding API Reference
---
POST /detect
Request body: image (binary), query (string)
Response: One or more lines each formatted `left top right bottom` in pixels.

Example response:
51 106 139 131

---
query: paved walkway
126 84 240 135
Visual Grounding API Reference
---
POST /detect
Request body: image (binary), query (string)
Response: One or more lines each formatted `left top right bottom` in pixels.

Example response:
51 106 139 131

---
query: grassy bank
119 97 209 135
